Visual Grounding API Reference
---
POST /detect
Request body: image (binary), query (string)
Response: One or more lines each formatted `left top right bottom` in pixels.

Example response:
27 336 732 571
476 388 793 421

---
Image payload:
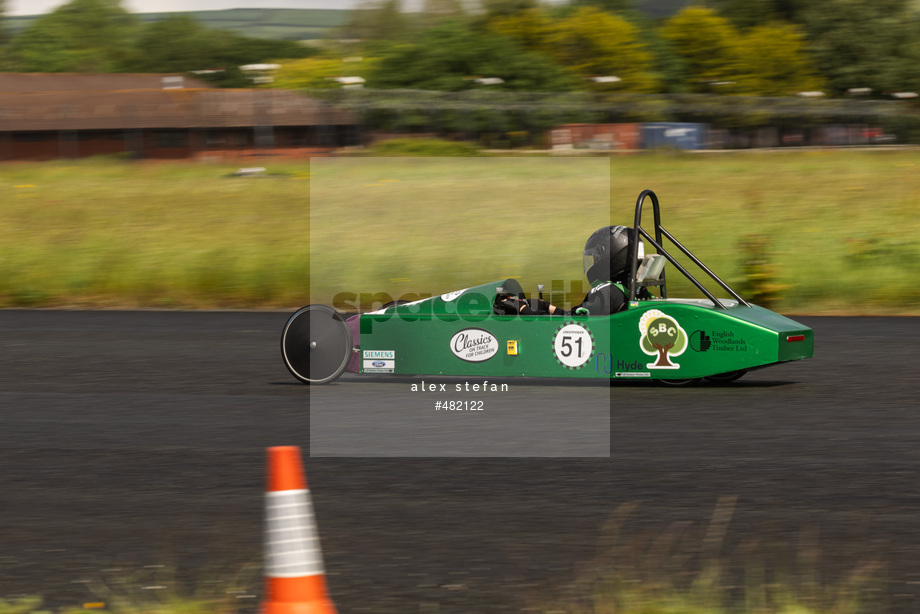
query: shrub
737 234 790 309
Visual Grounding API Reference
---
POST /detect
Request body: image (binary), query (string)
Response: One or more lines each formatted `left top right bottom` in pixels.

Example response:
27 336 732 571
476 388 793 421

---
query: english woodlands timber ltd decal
449 329 499 362
638 309 688 369
689 330 748 353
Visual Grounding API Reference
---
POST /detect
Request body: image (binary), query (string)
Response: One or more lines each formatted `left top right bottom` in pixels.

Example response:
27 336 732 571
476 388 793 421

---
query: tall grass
4 500 884 614
1 151 918 312
0 160 311 308
0 564 258 614
537 498 884 614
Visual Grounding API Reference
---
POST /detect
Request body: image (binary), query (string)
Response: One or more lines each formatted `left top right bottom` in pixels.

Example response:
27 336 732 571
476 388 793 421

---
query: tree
125 15 209 73
734 23 822 96
636 20 690 94
0 0 7 46
771 0 810 23
659 6 740 93
480 0 538 18
368 19 576 91
704 0 782 29
705 0 812 27
5 0 137 72
569 0 636 16
267 56 378 90
547 6 660 92
123 16 315 86
486 7 554 51
342 0 413 42
422 0 466 22
800 0 920 96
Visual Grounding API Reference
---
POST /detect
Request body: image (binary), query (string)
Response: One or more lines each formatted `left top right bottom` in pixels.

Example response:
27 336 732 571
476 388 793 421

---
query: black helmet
583 225 642 286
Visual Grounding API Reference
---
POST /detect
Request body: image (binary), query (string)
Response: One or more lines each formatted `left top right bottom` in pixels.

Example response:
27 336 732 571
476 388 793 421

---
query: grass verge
4 499 884 613
536 498 884 614
1 564 258 614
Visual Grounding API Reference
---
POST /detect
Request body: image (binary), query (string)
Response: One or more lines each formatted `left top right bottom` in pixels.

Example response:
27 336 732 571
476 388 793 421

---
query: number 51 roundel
553 322 595 370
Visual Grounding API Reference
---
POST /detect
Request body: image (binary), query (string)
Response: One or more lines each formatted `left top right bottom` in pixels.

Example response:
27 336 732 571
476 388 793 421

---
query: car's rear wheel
281 305 353 384
704 370 747 384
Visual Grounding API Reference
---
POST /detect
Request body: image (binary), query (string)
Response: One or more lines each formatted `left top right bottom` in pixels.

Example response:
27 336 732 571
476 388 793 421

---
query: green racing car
282 190 813 386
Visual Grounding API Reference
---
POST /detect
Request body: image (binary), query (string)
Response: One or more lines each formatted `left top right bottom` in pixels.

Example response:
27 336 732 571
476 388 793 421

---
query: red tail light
786 334 806 342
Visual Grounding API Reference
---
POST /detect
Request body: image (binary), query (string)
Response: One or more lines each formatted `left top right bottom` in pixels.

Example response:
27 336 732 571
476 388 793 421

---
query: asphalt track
1 311 919 613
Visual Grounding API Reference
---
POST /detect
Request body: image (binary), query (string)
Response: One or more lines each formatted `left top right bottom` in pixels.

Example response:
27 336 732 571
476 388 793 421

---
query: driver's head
583 226 643 286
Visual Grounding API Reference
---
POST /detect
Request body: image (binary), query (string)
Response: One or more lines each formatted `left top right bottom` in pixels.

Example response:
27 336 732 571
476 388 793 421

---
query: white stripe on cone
264 489 325 578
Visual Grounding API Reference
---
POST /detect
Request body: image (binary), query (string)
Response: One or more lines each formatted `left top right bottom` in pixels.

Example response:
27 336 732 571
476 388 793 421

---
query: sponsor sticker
689 330 748 353
638 309 688 369
440 289 468 302
596 355 648 376
363 350 395 359
363 359 394 373
553 322 595 370
450 328 499 362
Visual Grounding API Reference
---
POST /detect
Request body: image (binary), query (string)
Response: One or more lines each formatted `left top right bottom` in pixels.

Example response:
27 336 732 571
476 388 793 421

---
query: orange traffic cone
262 446 337 614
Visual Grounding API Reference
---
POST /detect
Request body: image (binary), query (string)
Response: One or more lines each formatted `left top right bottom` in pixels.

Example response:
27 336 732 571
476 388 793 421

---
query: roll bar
627 189 751 309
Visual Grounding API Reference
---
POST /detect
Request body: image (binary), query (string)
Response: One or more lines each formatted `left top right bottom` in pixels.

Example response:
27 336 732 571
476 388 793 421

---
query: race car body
282 190 813 385
346 278 812 382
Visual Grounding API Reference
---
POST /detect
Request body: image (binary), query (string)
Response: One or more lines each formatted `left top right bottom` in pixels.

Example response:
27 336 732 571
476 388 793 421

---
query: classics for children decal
450 328 499 362
553 322 595 370
638 309 688 369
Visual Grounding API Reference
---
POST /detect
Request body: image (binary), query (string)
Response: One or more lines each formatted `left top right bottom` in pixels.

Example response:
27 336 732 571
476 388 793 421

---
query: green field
1 150 918 314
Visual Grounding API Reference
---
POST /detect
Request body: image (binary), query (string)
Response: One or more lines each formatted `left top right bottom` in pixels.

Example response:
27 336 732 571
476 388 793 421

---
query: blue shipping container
641 123 708 150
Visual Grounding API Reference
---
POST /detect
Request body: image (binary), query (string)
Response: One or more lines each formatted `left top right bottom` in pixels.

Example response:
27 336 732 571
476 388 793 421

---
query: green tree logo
639 309 688 369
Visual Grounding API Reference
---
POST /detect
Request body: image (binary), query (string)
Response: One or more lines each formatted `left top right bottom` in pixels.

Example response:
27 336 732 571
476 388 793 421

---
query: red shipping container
550 123 640 150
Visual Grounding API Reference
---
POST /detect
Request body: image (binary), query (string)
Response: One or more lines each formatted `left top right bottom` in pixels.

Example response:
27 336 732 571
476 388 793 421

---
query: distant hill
2 2 697 42
5 8 350 41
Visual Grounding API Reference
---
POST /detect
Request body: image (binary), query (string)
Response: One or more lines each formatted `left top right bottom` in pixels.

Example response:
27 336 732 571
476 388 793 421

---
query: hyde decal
638 309 688 369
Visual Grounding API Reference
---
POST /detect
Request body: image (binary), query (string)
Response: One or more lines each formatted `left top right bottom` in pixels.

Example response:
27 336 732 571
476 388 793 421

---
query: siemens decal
449 328 499 362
